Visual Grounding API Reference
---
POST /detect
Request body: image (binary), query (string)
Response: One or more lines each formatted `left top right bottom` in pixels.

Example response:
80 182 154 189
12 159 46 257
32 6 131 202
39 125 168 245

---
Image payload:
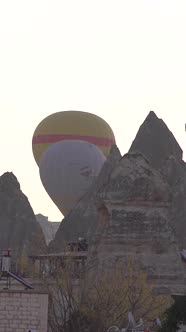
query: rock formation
129 111 183 169
36 214 60 245
89 153 185 294
0 172 47 260
129 111 186 248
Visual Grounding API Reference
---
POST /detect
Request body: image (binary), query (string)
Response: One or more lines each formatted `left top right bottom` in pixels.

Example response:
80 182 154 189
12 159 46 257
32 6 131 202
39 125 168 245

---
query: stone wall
0 290 48 332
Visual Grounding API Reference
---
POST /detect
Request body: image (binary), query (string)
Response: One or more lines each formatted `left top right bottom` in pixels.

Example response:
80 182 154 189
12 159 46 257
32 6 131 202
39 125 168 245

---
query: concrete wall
0 290 48 332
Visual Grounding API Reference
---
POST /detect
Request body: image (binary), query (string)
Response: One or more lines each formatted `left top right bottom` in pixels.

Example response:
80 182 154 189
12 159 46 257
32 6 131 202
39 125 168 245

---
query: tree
47 256 86 332
47 258 171 332
80 259 171 331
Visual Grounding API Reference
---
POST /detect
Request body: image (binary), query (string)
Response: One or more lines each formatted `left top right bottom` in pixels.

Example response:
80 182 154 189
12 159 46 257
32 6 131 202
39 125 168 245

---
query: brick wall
0 290 48 332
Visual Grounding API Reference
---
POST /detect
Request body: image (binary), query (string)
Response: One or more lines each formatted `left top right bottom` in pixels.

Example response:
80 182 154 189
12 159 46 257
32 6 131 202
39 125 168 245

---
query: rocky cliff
0 172 47 259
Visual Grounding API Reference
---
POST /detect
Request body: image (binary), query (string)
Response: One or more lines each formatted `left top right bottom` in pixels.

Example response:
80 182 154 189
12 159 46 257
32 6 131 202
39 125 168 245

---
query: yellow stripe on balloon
32 111 115 165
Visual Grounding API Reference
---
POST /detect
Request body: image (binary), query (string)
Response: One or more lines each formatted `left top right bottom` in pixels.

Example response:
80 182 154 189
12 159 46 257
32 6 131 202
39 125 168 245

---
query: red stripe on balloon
33 134 115 147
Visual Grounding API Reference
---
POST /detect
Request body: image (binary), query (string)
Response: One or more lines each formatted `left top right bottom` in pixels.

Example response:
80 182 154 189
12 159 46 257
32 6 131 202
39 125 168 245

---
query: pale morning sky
0 0 185 221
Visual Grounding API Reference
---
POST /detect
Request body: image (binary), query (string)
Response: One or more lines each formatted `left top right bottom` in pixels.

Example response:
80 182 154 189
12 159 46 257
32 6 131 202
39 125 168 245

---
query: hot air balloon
32 110 115 166
39 140 106 215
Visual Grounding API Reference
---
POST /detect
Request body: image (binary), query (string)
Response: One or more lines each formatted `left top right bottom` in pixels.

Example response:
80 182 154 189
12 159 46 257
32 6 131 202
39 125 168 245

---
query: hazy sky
0 0 186 221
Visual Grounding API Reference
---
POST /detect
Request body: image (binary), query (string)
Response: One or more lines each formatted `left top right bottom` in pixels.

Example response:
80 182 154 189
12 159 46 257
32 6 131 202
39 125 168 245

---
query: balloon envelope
32 110 115 165
39 140 106 216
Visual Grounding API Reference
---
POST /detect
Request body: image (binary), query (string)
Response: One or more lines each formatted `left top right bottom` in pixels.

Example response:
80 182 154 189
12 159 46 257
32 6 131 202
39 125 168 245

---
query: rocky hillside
0 172 47 259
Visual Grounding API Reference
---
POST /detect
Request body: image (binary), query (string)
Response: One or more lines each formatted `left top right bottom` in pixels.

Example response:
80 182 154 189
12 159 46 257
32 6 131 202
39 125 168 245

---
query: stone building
0 289 48 332
0 249 48 332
